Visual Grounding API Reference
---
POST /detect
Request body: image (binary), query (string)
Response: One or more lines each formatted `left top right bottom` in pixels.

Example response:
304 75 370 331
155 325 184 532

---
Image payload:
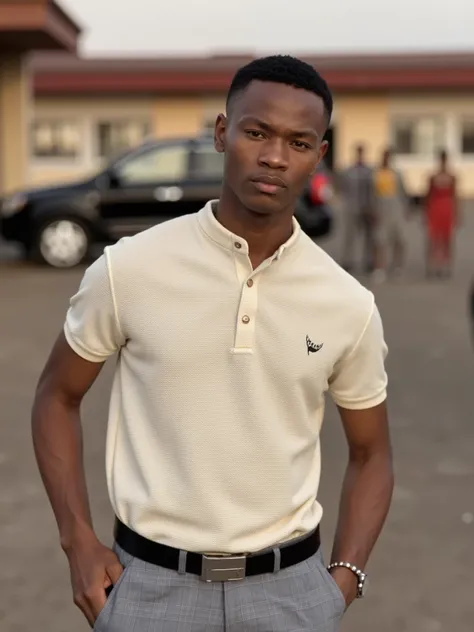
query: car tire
31 217 91 268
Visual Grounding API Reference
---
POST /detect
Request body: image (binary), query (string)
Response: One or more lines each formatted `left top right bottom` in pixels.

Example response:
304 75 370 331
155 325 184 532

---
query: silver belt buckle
201 554 247 582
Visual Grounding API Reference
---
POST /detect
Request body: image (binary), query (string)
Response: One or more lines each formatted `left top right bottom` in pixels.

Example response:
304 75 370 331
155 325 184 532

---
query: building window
116 143 189 184
391 117 445 157
96 120 150 160
32 120 81 159
461 119 474 155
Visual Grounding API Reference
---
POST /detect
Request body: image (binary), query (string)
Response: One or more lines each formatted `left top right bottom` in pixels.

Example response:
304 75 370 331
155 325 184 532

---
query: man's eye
292 140 311 150
246 130 265 139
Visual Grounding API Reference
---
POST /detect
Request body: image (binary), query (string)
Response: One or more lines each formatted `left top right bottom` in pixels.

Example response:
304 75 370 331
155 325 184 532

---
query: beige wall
201 97 227 125
0 55 30 194
28 90 474 199
153 97 204 139
29 93 394 190
333 93 390 168
29 165 98 188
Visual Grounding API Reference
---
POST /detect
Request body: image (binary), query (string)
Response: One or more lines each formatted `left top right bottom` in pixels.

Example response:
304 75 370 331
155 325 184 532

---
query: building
3 7 474 198
0 0 80 195
29 51 474 198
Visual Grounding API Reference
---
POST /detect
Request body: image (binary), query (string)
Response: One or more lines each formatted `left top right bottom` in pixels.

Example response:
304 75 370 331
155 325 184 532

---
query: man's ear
214 114 227 154
317 140 329 165
311 140 329 174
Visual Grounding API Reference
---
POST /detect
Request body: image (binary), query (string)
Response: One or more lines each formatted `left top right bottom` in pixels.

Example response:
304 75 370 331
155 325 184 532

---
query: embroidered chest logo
306 335 323 355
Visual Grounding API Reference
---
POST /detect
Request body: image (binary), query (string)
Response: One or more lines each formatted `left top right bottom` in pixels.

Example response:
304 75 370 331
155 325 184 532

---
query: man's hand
329 566 358 610
65 533 124 627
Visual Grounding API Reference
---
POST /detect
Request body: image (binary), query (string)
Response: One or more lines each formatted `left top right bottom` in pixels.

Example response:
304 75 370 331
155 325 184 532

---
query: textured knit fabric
64 200 388 554
93 542 345 631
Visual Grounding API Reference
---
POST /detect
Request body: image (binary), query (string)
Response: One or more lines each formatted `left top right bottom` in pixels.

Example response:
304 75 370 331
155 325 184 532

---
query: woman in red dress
425 150 458 277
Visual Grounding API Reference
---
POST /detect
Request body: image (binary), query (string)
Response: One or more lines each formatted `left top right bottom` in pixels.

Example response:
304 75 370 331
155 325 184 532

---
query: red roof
30 50 474 95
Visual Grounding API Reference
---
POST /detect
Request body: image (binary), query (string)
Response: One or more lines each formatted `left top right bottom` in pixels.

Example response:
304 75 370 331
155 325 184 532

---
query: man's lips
250 175 287 195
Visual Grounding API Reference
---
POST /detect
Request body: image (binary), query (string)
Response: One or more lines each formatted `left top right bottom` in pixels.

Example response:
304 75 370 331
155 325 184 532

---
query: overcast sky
60 0 473 58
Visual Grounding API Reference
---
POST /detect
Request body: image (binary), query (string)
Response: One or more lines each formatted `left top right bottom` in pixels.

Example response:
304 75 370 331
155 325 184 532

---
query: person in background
424 149 459 278
338 144 375 274
371 148 410 282
470 277 474 347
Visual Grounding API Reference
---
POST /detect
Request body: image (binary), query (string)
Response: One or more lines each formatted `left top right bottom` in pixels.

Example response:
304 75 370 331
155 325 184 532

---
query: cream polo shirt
64 200 388 554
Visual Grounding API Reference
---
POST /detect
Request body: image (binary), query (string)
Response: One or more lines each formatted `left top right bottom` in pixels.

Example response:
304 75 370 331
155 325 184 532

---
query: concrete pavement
0 208 473 632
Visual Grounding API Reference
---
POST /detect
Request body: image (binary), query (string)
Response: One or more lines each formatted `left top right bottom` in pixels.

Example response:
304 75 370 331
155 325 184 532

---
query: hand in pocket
66 536 124 627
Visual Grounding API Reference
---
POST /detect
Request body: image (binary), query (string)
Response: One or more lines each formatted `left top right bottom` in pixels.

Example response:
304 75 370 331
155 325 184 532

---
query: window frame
459 117 474 157
390 115 446 158
94 118 152 161
30 118 83 162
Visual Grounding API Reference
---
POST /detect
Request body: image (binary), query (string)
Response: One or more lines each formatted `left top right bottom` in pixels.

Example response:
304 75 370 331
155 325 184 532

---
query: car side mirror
107 168 121 188
96 168 120 190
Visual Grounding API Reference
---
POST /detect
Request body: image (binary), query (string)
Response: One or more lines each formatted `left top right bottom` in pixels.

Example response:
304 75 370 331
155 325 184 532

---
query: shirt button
234 242 242 249
241 315 250 324
246 279 254 287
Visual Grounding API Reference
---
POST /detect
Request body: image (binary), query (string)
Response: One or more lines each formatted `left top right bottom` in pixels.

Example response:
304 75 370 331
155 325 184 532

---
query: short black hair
226 55 333 126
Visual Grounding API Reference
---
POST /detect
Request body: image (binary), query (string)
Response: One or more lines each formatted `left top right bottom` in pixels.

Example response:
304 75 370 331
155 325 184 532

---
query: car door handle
154 186 183 202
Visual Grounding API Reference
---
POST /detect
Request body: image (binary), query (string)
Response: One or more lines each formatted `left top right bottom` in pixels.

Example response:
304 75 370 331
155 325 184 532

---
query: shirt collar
197 199 301 261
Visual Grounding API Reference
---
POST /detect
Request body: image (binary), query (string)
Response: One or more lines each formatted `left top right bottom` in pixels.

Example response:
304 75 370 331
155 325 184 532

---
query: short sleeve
63 248 125 362
328 301 388 410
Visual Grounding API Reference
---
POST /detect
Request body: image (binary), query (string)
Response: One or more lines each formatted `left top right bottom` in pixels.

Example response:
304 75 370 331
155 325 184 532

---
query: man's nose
258 139 289 170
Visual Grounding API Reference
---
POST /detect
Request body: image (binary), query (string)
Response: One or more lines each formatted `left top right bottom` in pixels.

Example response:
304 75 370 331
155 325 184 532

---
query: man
338 144 375 273
32 55 394 632
372 148 410 282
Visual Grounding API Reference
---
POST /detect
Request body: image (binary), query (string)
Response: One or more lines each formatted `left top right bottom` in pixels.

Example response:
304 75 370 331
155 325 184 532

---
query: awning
0 0 81 53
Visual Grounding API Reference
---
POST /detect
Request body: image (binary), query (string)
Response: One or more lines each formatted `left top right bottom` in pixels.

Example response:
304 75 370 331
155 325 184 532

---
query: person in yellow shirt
372 149 410 282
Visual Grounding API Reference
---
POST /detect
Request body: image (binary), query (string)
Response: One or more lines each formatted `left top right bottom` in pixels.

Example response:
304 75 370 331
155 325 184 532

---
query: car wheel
33 218 90 268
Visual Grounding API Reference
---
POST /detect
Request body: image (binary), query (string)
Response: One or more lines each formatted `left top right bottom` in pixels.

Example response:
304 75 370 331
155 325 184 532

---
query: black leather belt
114 518 321 582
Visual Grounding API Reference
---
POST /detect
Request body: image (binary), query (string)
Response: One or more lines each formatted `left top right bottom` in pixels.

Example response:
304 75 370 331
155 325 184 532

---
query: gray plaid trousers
94 542 346 631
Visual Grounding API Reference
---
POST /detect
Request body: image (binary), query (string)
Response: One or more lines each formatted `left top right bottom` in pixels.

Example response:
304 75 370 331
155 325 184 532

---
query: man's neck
215 187 294 269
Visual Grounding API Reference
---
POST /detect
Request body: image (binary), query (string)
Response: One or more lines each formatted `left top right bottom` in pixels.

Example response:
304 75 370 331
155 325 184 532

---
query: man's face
214 80 328 217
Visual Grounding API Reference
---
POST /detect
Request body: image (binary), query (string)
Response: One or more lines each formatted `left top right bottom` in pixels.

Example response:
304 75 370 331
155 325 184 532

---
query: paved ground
0 207 473 632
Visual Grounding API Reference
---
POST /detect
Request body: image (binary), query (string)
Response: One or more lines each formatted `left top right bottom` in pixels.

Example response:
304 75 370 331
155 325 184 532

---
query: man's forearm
32 390 96 551
331 449 394 568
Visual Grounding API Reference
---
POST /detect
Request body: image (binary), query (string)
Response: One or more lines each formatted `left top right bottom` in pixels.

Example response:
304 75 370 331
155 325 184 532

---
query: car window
116 144 189 184
190 144 224 180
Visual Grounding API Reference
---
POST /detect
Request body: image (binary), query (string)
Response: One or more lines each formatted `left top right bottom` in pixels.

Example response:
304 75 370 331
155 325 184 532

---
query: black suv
1 136 333 268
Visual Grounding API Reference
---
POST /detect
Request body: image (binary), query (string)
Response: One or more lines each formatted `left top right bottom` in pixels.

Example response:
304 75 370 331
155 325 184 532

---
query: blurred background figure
424 150 459 278
338 144 375 274
470 277 474 345
372 148 410 282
